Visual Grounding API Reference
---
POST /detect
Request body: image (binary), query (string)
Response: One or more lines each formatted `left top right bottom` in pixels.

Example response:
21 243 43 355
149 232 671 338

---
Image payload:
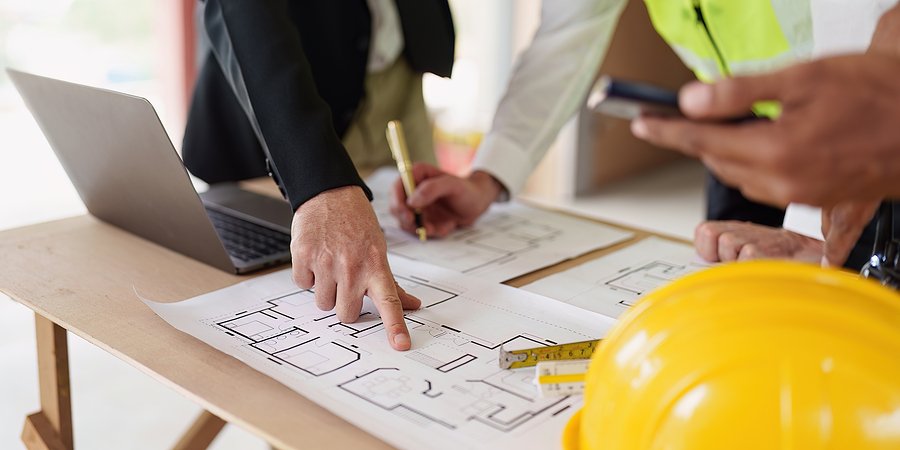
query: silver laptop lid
7 68 237 273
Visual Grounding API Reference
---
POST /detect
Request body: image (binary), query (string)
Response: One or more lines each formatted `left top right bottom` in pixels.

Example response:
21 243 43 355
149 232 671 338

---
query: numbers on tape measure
499 339 601 369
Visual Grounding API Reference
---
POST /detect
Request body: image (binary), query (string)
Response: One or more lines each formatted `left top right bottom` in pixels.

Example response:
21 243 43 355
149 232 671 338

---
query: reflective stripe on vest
643 0 812 117
643 0 813 80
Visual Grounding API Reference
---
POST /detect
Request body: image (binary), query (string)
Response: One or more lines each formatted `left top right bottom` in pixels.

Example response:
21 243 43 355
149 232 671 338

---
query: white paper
522 237 709 319
141 255 616 450
366 167 634 283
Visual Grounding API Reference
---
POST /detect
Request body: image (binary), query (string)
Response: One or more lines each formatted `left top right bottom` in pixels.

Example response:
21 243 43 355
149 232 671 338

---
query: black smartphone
586 75 682 119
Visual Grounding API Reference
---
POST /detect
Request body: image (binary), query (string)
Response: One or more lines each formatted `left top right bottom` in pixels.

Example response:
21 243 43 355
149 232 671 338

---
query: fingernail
393 333 410 348
631 118 648 139
821 256 831 268
680 82 712 114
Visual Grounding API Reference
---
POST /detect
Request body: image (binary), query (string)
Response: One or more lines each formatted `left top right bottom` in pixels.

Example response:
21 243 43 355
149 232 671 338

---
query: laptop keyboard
206 209 291 262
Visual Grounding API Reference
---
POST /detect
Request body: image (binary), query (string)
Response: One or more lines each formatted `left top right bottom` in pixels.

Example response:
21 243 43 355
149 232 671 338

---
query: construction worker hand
631 54 900 209
694 220 824 264
821 198 881 268
389 162 503 238
291 185 421 351
811 5 900 269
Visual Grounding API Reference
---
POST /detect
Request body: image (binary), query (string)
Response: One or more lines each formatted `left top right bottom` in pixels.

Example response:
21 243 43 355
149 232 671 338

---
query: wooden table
0 177 684 450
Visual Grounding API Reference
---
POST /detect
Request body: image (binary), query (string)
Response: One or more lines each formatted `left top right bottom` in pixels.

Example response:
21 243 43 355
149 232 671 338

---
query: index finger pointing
367 270 417 351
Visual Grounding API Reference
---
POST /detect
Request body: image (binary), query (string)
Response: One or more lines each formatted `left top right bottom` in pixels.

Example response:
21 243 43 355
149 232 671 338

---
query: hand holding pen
386 120 427 242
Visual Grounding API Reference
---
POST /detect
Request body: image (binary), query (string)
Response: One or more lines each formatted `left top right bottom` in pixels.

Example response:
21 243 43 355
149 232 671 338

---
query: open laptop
7 68 294 274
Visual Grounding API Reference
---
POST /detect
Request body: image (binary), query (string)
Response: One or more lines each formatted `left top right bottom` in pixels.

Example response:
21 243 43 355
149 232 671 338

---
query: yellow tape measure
498 339 601 369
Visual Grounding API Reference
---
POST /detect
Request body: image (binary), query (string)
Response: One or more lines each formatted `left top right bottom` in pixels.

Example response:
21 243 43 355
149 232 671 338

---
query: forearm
470 0 627 196
201 0 370 211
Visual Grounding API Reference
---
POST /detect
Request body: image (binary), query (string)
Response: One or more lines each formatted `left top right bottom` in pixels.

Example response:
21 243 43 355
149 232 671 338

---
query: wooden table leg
22 314 73 450
172 410 226 450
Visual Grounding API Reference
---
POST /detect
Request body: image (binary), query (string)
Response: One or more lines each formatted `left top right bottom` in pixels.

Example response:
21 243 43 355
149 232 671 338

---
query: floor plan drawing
142 255 616 450
604 260 698 296
522 237 710 319
365 168 633 283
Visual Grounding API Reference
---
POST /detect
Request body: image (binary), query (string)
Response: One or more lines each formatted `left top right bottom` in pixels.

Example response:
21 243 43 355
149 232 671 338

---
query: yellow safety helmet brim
565 260 900 450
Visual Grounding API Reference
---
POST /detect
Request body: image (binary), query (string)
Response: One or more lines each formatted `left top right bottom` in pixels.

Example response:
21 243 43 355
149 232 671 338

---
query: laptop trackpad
200 183 293 233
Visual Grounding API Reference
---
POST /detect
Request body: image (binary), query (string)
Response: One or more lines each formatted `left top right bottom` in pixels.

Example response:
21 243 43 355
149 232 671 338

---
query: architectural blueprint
366 168 633 283
522 237 710 319
141 255 617 450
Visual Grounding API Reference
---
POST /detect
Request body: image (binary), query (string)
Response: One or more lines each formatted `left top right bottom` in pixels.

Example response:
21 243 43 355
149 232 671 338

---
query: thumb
679 74 783 120
395 283 422 310
821 199 881 268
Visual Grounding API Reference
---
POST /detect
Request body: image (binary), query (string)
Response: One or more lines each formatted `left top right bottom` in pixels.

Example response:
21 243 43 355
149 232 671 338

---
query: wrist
296 185 365 214
468 170 504 202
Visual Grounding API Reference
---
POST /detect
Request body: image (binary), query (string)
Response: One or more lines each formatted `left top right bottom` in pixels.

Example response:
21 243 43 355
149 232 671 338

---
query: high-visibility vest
643 0 812 117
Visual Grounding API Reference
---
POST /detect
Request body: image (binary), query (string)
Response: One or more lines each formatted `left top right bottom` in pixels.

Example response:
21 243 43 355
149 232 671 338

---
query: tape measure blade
503 339 601 369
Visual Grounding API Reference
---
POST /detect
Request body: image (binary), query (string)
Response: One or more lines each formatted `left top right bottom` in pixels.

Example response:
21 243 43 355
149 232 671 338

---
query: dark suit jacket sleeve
200 0 371 212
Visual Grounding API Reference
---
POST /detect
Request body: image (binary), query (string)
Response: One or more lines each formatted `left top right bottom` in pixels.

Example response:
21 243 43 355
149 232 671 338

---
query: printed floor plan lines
142 255 617 449
386 213 564 275
395 275 459 308
604 260 697 296
365 167 633 283
523 237 710 320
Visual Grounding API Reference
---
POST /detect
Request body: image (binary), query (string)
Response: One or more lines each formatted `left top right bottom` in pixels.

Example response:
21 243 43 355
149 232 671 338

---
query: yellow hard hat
564 260 900 450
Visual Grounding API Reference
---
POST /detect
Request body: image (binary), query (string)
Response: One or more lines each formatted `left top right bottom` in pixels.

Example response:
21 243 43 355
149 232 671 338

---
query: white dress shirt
366 0 405 73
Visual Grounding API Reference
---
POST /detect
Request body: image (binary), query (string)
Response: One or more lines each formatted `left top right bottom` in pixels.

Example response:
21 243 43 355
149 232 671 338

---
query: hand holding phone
587 75 760 123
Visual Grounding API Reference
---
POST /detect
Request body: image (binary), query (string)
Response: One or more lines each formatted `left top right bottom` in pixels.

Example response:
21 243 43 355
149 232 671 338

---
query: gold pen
386 120 427 242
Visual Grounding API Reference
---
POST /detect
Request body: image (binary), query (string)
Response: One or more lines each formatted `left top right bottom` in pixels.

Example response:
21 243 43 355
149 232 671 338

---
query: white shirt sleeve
469 0 628 197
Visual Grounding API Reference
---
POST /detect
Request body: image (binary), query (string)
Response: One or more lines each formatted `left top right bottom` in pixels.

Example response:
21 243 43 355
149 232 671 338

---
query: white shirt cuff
782 203 824 241
469 132 537 199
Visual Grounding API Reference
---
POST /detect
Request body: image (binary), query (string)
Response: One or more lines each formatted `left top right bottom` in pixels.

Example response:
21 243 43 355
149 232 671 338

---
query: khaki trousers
341 57 436 171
